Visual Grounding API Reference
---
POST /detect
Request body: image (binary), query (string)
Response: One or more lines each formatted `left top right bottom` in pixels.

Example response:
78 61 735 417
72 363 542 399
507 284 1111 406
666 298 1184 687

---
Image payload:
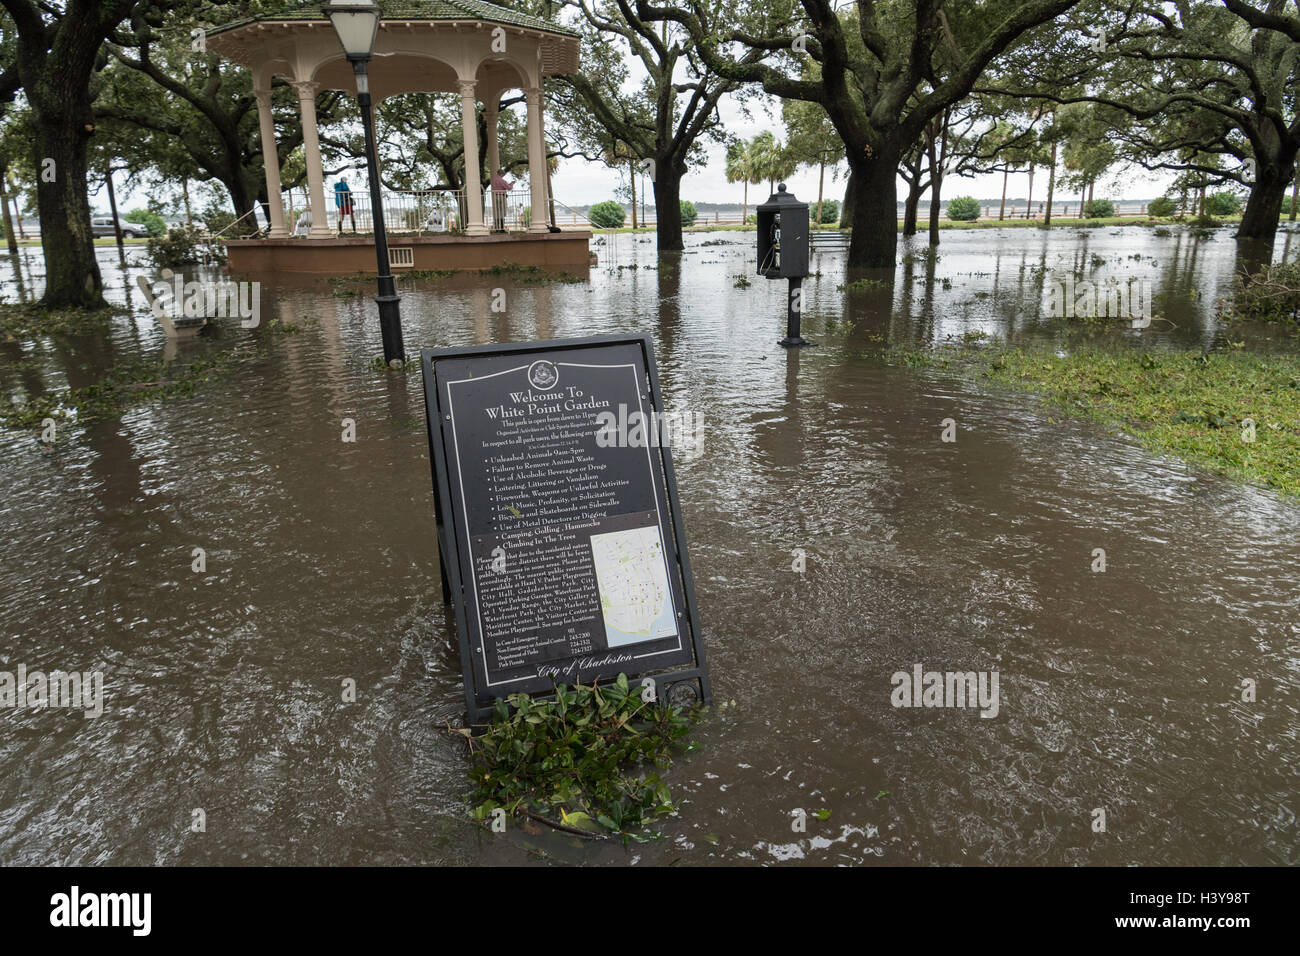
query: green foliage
145 225 208 269
1147 196 1177 218
981 347 1300 497
946 196 980 221
1283 195 1294 216
588 200 626 229
1205 191 1242 216
1084 199 1116 219
124 208 166 237
0 304 117 345
815 199 839 224
460 675 701 838
680 200 698 227
1232 261 1300 325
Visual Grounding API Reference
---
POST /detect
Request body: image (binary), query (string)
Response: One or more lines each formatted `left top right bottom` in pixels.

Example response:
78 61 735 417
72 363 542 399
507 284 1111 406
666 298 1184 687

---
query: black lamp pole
348 59 404 364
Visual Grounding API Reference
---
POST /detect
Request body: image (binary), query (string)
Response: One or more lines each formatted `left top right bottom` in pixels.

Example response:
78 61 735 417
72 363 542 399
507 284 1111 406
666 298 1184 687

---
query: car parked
91 216 149 238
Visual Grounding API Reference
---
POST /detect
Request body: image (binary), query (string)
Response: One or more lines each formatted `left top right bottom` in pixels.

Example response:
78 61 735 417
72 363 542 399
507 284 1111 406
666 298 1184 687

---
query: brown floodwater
1 224 1297 865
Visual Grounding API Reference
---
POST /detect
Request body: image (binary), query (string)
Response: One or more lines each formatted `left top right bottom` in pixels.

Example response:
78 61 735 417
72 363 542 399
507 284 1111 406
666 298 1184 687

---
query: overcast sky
547 90 1178 210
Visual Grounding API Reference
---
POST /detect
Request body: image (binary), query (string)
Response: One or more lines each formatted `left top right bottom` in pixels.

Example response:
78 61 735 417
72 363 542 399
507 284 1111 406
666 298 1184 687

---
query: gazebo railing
303 186 537 236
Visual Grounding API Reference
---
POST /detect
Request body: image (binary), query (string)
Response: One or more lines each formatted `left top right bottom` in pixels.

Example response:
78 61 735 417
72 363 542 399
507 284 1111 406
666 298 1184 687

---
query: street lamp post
324 0 404 364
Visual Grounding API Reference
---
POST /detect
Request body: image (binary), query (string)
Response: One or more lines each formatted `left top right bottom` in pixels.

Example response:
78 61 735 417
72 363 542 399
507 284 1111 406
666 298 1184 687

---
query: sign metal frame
421 333 711 726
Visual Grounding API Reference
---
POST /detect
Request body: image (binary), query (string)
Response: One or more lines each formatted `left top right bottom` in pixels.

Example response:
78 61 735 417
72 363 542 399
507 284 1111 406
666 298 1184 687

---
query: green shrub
124 209 166 237
1084 198 1115 218
679 200 697 227
1206 191 1242 216
946 195 980 221
459 674 700 837
815 199 839 224
1147 196 1177 217
588 200 626 229
1233 260 1300 324
1283 194 1294 216
146 224 208 269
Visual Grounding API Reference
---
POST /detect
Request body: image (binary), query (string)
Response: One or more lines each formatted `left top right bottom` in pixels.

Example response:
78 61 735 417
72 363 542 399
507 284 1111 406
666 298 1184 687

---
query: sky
546 90 1178 210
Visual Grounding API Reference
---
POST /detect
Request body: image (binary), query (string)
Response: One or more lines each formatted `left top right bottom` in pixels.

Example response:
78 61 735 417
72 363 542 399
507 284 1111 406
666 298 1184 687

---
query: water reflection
0 230 1297 865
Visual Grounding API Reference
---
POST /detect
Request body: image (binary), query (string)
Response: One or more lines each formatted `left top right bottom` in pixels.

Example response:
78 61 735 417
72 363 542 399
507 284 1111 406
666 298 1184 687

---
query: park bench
809 230 851 252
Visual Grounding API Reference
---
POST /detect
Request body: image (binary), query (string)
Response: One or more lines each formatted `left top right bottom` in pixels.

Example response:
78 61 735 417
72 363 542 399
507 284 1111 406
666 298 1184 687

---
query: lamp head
324 0 380 60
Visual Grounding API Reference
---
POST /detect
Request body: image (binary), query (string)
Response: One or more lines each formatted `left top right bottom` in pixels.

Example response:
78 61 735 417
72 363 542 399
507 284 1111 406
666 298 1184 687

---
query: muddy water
1 226 1297 865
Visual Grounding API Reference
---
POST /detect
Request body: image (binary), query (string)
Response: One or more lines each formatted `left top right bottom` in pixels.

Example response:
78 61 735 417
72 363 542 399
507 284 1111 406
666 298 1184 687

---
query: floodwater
1 224 1297 865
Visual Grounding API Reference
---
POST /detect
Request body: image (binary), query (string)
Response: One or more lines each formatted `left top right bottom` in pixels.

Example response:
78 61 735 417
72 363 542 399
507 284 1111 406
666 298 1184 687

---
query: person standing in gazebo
490 168 514 232
334 178 357 235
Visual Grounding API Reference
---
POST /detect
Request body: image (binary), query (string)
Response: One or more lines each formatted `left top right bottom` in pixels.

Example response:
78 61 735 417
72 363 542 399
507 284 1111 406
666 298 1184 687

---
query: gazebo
207 0 589 274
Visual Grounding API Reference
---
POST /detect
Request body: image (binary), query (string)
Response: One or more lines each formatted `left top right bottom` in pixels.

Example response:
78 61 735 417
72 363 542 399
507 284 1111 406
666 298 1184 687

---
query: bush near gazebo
946 196 980 221
588 201 626 228
1148 196 1177 217
1084 199 1116 218
680 200 697 227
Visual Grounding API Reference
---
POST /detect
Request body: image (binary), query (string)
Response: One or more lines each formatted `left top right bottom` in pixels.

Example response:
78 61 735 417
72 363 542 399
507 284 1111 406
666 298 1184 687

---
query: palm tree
725 137 762 223
751 131 798 195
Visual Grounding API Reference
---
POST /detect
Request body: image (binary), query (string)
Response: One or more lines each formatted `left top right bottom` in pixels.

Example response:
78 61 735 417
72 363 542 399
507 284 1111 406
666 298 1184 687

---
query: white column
255 88 288 238
458 80 488 236
292 80 333 238
525 86 548 234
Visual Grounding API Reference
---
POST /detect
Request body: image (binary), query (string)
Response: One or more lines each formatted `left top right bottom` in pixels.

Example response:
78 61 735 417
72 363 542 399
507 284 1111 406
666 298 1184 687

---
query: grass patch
905 344 1300 496
456 674 701 841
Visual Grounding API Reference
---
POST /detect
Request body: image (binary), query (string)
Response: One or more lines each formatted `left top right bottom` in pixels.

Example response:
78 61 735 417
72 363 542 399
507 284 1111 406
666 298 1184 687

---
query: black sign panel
421 334 710 724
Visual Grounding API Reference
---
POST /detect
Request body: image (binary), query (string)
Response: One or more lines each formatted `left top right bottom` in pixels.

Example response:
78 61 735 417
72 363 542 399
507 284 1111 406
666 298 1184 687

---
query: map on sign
590 525 677 647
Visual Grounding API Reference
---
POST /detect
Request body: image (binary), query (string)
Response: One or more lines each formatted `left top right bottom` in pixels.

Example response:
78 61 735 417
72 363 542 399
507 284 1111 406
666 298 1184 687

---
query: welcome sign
420 334 710 724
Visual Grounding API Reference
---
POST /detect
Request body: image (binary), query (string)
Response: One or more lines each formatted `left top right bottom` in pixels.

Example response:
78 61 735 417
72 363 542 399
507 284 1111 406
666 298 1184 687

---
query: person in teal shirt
334 179 356 235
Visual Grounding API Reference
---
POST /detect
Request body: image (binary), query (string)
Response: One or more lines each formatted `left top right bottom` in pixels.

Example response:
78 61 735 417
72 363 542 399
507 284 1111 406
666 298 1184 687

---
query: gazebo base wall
224 231 593 275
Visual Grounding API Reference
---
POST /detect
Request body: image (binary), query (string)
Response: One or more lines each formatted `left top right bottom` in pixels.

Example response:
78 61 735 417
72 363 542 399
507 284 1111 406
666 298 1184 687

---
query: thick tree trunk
840 168 857 231
846 150 900 269
32 102 104 308
903 186 921 236
653 168 683 252
1238 158 1293 244
928 169 943 246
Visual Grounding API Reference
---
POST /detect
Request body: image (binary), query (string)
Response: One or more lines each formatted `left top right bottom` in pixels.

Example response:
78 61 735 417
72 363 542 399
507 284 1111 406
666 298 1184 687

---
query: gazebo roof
208 0 580 40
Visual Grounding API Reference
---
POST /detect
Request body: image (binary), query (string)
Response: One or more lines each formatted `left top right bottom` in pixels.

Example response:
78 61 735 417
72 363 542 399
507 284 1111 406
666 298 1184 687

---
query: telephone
770 213 782 271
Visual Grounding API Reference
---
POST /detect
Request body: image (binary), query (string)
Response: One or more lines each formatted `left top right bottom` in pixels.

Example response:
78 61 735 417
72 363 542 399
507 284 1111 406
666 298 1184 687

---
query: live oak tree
986 1 1300 249
554 0 768 251
0 0 162 307
652 0 1081 268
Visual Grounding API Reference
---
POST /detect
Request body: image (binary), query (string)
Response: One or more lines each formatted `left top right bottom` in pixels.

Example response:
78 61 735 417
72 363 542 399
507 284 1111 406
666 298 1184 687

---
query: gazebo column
292 80 333 239
525 87 549 234
255 88 288 238
458 79 489 236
